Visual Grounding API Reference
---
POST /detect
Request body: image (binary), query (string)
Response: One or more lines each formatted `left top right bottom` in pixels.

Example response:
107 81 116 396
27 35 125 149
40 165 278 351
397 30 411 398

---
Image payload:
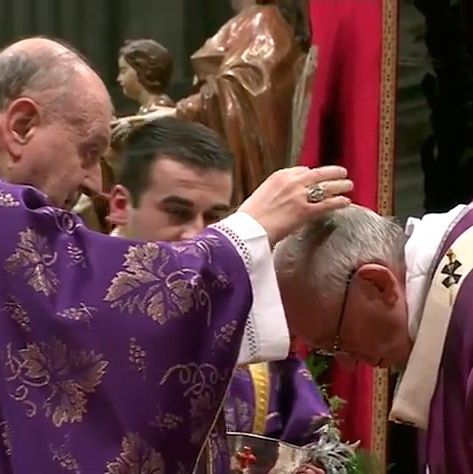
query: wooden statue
117 38 175 113
176 0 313 205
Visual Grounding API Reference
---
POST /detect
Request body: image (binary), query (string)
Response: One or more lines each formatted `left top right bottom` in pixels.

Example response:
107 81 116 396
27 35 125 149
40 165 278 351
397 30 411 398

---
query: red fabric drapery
299 0 398 466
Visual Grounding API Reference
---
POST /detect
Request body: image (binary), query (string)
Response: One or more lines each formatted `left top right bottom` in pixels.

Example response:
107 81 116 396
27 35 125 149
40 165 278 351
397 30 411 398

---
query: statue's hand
293 464 325 474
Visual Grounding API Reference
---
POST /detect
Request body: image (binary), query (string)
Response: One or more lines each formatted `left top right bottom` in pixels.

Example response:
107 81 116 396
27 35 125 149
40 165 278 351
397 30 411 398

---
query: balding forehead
0 36 111 114
1 37 77 58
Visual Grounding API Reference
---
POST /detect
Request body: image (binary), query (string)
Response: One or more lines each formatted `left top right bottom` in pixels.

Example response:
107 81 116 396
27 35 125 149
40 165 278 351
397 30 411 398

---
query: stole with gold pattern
0 180 252 473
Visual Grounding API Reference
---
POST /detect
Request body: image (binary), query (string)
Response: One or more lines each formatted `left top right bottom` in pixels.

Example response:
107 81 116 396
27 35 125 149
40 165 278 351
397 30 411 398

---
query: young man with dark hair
108 117 330 470
109 117 233 242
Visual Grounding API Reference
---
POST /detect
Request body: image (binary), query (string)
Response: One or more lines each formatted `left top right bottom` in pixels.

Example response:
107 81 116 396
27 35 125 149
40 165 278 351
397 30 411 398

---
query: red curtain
299 0 397 461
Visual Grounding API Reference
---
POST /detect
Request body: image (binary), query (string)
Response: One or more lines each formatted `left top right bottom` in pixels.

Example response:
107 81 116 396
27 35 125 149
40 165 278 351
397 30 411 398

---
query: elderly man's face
277 260 412 369
0 83 111 208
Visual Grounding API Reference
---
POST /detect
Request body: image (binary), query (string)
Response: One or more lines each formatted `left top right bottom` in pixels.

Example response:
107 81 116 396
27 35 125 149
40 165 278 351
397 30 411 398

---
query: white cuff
211 212 290 365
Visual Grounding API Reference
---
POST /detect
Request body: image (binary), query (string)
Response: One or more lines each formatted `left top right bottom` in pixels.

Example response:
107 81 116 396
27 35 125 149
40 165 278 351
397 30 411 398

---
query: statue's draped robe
176 4 304 205
390 204 473 472
225 356 330 446
0 180 283 473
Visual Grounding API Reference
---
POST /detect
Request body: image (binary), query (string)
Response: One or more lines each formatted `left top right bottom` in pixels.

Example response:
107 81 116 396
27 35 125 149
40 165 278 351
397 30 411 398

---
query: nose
180 216 205 240
81 161 103 196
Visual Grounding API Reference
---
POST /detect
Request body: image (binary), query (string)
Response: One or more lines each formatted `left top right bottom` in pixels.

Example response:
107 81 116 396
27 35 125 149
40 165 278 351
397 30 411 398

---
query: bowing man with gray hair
275 203 473 473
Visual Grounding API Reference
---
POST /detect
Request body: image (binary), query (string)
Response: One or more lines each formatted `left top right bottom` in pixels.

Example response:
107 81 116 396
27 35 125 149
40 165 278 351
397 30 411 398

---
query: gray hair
276 205 406 300
0 40 88 115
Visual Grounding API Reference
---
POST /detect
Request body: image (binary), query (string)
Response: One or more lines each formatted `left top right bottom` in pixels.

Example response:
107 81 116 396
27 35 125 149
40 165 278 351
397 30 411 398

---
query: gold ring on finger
306 184 326 203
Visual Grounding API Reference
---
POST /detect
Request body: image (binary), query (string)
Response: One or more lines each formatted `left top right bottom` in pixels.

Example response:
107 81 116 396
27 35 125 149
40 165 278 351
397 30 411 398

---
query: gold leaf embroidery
129 338 147 378
5 228 59 296
3 338 108 427
0 421 12 456
104 243 212 326
50 436 81 473
213 321 238 350
149 406 183 431
43 208 80 235
3 296 31 333
171 234 221 264
67 243 86 268
0 190 19 207
105 433 164 474
159 363 227 445
57 304 97 326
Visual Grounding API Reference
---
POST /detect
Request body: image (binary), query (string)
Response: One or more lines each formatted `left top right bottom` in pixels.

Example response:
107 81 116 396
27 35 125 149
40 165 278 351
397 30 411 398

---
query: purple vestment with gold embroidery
419 207 473 473
0 180 254 473
225 356 329 445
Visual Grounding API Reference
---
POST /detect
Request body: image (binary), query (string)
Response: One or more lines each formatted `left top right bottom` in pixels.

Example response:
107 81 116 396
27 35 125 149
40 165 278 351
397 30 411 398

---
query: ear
356 264 399 306
3 98 41 159
107 185 131 226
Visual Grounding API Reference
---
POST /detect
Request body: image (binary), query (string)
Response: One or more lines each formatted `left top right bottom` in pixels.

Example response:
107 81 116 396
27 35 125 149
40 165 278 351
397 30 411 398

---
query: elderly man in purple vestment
106 117 330 453
275 203 473 473
0 37 352 473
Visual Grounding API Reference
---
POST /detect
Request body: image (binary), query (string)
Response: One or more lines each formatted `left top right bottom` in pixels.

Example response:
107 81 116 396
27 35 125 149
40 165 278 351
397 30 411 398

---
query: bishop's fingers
307 195 352 215
312 179 354 199
300 165 348 185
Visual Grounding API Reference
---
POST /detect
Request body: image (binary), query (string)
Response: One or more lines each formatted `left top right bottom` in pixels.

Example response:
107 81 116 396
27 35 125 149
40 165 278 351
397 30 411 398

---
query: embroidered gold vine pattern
104 242 216 326
5 228 59 296
3 338 108 427
3 296 31 333
105 433 164 474
159 363 227 444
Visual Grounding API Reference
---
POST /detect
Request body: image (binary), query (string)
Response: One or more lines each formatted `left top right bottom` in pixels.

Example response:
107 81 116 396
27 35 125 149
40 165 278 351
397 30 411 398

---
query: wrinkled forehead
66 87 113 143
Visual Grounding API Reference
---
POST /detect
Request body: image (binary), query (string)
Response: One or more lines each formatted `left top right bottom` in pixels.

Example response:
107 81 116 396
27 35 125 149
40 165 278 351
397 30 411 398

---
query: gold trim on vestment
248 362 271 434
373 0 399 471
390 227 473 429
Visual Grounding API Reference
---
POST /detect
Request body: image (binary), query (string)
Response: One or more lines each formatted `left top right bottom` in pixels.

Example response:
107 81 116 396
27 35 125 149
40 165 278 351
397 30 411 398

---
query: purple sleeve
278 356 331 446
0 181 252 473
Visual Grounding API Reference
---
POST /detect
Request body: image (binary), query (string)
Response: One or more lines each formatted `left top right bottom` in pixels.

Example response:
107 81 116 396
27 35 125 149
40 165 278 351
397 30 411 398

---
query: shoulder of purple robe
0 180 252 473
273 355 330 446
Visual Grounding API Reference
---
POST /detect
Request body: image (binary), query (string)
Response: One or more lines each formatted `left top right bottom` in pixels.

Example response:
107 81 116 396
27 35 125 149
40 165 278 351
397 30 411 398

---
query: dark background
0 0 233 113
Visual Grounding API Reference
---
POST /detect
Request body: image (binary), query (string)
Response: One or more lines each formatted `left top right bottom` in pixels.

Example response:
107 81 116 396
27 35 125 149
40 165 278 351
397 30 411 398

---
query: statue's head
117 39 173 100
274 205 412 369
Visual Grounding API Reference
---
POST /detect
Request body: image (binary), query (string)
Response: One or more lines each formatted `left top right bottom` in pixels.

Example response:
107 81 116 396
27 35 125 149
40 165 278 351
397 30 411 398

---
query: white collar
404 205 466 339
390 205 466 428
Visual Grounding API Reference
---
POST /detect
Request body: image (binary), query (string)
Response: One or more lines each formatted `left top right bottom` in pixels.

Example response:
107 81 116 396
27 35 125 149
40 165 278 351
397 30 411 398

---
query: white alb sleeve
211 212 290 365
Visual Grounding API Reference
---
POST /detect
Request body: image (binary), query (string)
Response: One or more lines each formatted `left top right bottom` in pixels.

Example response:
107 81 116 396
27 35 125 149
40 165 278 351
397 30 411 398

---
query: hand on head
239 166 353 245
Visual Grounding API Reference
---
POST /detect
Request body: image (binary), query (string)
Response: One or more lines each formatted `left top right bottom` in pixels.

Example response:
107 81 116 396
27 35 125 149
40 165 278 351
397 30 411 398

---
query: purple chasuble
225 356 330 445
0 180 253 473
422 206 473 473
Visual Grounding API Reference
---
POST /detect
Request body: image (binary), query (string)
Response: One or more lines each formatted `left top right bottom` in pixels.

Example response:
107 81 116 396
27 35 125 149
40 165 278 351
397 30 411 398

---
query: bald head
0 37 113 207
0 37 111 114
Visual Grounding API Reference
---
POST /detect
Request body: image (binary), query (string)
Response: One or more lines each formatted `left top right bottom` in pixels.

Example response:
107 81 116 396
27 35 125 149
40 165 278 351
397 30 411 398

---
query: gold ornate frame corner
372 0 399 471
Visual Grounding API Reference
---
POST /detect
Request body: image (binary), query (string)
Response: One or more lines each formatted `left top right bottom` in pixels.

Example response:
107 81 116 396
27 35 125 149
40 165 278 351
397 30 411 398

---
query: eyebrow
160 196 230 212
